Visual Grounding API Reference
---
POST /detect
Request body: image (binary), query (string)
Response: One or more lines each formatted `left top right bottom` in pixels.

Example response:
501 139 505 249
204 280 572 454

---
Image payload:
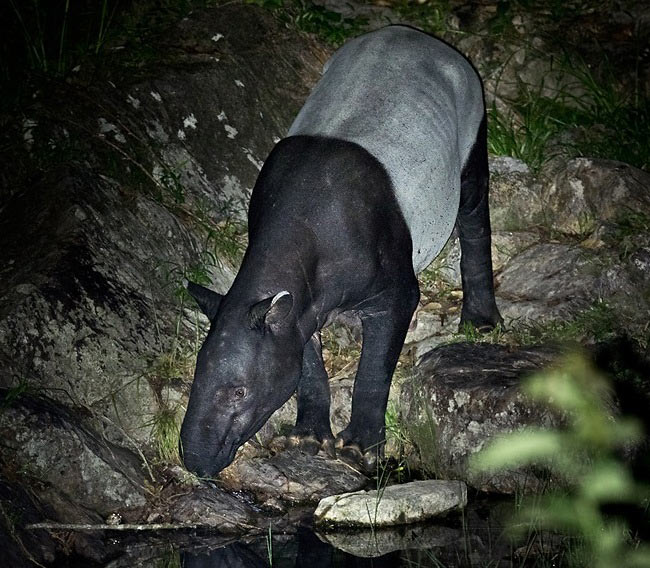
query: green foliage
384 402 413 483
489 58 650 172
150 405 182 463
392 0 450 36
6 0 115 77
407 403 439 478
507 300 617 346
458 320 506 344
0 380 32 412
608 211 650 261
246 0 368 46
473 354 650 567
487 95 564 173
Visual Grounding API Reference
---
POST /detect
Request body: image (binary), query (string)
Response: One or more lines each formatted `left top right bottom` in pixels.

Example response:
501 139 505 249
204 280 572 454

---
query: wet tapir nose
180 444 215 478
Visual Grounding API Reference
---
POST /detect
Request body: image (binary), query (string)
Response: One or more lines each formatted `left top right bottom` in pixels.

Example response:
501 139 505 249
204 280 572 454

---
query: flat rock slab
219 449 368 505
314 480 467 527
401 343 563 493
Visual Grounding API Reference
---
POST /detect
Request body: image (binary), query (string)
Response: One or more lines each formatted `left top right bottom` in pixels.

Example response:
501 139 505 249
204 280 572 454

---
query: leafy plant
246 0 368 46
473 354 650 568
392 0 450 37
507 300 617 347
6 0 116 76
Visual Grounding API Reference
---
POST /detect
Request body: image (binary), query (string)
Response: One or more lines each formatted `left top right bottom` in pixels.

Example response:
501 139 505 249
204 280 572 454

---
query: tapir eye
233 386 247 399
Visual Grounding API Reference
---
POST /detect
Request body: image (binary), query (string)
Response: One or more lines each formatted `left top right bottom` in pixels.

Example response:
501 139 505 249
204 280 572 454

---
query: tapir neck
221 229 322 344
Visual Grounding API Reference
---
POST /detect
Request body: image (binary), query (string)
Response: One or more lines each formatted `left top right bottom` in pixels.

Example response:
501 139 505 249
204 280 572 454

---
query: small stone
105 512 122 525
314 480 467 527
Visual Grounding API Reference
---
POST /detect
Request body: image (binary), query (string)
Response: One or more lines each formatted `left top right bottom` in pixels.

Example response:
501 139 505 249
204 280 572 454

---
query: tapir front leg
271 333 335 456
335 284 420 472
458 115 503 330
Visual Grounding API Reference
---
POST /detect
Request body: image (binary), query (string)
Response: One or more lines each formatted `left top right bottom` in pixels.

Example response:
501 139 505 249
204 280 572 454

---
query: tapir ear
187 281 223 320
248 291 293 330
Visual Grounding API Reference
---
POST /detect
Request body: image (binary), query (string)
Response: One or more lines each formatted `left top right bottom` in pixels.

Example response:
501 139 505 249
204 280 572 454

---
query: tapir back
288 26 485 273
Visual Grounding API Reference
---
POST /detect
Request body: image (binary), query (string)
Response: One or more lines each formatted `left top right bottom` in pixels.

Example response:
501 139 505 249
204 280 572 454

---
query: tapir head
180 282 303 477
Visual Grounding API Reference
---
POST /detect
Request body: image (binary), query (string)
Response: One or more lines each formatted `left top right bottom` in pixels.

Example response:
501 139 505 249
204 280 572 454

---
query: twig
26 522 198 531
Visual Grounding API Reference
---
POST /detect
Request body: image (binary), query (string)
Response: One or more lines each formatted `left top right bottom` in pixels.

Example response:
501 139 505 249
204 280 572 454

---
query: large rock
496 242 647 324
543 158 650 236
0 391 147 522
488 157 546 231
400 343 563 493
314 479 467 527
0 2 327 537
168 485 262 533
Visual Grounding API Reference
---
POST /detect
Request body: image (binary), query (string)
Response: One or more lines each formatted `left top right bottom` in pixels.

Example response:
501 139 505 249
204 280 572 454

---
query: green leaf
472 429 563 471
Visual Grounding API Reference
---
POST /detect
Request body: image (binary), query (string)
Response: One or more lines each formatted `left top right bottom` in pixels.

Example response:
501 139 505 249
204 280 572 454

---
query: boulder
488 156 546 231
0 1 327 534
543 158 650 236
0 391 147 522
496 242 647 325
400 343 563 493
168 485 262 533
314 479 467 527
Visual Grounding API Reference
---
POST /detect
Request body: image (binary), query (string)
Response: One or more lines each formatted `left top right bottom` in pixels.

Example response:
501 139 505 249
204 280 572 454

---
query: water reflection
180 525 453 568
101 498 513 567
181 541 268 567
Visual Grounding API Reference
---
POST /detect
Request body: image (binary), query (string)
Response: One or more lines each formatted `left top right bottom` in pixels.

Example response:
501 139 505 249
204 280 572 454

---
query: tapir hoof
268 435 289 454
288 435 320 456
270 434 335 458
335 439 379 474
459 313 505 334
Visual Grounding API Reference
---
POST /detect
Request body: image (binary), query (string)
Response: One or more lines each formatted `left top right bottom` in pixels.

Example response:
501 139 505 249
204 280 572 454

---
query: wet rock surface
168 485 262 533
219 448 368 506
314 480 467 527
401 343 564 493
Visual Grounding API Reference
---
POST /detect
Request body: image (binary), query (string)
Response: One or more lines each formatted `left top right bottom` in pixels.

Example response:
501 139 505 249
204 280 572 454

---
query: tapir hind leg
458 114 503 330
335 283 420 472
271 333 335 456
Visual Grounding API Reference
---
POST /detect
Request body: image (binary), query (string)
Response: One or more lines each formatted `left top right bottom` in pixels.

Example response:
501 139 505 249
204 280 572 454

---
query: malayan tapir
180 25 503 478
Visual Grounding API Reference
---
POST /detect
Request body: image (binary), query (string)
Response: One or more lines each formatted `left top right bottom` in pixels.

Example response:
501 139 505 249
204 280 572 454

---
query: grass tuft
489 57 650 172
151 405 182 463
